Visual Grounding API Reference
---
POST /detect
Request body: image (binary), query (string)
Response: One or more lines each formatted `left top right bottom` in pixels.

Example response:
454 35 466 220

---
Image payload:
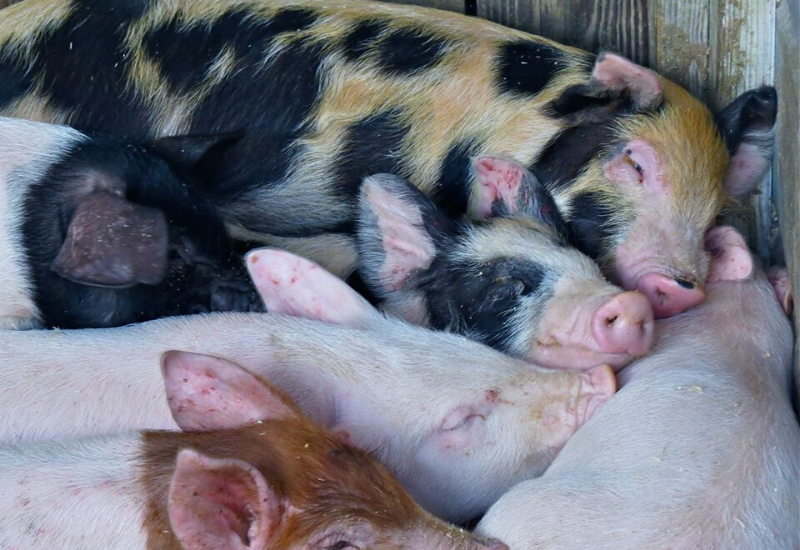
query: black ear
147 130 245 172
472 156 568 236
716 86 778 199
51 192 169 288
547 52 663 123
356 173 454 297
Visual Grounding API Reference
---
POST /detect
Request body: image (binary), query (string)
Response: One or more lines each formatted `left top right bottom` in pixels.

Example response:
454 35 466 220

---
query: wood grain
649 0 710 99
709 0 777 263
477 0 649 64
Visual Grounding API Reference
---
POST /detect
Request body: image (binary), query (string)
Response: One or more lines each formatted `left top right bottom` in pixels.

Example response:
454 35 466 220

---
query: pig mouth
528 341 638 372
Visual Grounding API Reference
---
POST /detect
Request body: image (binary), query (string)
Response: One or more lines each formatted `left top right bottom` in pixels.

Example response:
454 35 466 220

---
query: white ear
767 267 793 316
246 248 382 329
704 226 753 283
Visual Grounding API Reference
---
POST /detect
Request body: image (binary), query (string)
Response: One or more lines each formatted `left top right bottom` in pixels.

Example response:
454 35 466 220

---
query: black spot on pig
188 36 327 201
145 8 318 92
334 110 411 198
417 256 548 349
0 54 34 110
377 28 450 75
495 40 566 97
32 0 151 136
563 192 618 260
533 123 619 193
434 139 480 218
343 20 388 62
20 135 262 329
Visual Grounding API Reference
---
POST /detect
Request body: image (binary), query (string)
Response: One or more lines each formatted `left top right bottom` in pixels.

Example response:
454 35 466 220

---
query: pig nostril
675 278 694 289
605 314 618 326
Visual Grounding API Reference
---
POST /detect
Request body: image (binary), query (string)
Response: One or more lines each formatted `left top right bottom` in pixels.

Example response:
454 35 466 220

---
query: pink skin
473 156 525 217
531 287 654 372
606 139 707 317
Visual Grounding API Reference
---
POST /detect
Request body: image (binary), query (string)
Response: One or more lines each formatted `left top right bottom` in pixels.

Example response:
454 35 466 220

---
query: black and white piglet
0 116 261 329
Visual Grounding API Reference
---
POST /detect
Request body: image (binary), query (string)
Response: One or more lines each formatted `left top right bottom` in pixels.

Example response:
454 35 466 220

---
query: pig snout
575 364 617 427
635 272 705 318
590 291 654 356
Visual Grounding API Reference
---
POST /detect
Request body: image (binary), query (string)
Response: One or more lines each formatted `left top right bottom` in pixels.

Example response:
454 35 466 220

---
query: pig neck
0 435 149 550
621 279 792 392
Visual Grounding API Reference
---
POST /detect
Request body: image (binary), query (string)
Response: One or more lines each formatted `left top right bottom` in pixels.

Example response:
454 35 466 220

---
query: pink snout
635 273 706 318
591 291 654 357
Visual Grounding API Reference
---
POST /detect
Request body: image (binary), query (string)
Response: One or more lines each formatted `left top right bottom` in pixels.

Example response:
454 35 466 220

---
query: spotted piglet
357 156 654 371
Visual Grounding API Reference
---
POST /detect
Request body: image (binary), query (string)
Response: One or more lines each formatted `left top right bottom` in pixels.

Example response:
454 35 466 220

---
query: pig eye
494 276 530 296
623 150 644 179
325 542 356 550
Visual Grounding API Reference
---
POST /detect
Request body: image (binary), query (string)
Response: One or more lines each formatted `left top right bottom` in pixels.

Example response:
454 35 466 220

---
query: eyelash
624 150 644 176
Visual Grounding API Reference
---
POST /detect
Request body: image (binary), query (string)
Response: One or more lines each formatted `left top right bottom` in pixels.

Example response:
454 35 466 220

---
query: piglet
476 226 799 549
0 250 616 524
0 116 261 329
0 350 507 550
356 156 655 371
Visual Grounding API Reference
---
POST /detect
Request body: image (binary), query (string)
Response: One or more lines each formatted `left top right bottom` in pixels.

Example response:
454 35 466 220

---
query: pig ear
169 449 281 550
472 156 568 229
245 248 383 328
767 267 794 316
356 173 454 297
549 53 662 121
716 86 777 199
434 396 498 451
705 225 753 283
148 130 245 172
51 192 169 288
161 351 300 431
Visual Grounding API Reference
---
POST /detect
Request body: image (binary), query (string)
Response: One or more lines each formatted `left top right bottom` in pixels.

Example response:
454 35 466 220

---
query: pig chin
527 343 635 372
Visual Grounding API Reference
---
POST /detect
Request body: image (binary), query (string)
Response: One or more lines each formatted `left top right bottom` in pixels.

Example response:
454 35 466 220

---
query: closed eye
623 150 644 178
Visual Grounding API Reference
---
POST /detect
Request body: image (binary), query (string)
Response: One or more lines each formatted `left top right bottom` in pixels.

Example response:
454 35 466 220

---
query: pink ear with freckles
472 156 527 217
246 248 381 328
704 226 753 283
591 53 662 109
169 449 280 550
161 350 298 431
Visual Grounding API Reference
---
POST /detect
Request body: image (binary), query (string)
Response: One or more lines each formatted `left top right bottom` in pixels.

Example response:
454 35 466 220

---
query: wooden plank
382 0 465 13
772 0 800 412
567 0 649 65
649 0 710 99
477 0 540 36
476 0 649 64
709 0 777 264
